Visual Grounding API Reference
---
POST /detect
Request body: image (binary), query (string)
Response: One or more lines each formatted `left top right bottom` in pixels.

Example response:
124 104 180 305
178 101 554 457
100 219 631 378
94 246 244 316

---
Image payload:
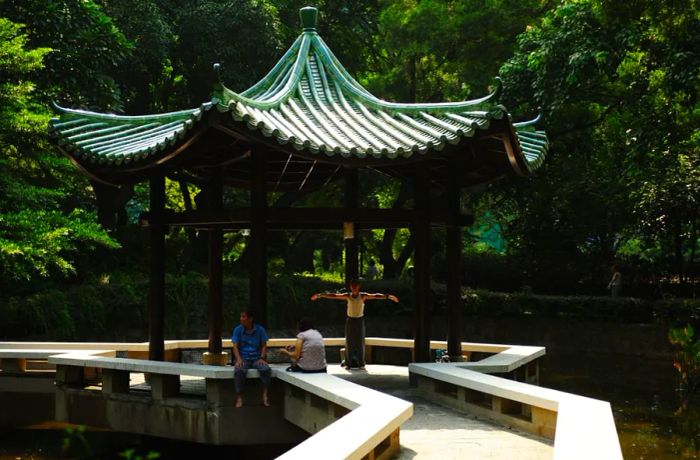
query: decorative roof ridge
312 34 502 113
214 6 502 115
50 101 214 124
513 111 543 129
216 32 312 110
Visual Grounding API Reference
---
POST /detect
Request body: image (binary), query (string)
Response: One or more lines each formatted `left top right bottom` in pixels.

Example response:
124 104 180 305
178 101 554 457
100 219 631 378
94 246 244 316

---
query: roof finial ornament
213 62 222 83
299 6 318 31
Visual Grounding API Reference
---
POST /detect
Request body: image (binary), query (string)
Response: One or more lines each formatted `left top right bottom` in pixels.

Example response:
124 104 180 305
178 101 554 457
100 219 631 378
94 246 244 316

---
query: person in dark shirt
231 309 271 408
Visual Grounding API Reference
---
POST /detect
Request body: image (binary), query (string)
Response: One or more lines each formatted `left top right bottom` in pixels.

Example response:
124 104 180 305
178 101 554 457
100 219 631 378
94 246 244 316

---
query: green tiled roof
49 7 547 173
514 114 548 171
49 102 215 166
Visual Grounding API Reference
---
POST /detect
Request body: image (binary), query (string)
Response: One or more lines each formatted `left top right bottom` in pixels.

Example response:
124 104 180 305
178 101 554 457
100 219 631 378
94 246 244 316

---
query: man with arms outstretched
310 280 399 369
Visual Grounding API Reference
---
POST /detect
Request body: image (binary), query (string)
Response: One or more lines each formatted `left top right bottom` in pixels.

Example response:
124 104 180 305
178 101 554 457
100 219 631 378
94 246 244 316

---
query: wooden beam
344 168 359 287
148 175 166 362
250 151 268 326
160 208 474 228
413 167 431 363
446 168 463 359
208 168 224 355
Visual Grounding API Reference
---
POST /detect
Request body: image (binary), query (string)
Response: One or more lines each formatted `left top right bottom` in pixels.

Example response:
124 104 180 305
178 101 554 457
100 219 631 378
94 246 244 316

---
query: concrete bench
409 362 622 459
48 353 274 403
0 349 114 372
458 345 545 373
0 342 148 351
50 353 237 378
274 370 412 460
48 353 412 459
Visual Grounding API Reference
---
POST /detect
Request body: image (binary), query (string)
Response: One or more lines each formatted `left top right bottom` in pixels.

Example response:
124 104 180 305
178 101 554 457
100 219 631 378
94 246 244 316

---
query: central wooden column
204 168 227 365
250 151 268 325
148 174 166 362
413 167 431 362
344 167 359 287
446 168 463 359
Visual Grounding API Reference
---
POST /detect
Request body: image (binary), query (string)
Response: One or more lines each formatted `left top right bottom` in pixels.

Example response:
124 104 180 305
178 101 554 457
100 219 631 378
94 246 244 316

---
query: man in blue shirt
231 309 271 407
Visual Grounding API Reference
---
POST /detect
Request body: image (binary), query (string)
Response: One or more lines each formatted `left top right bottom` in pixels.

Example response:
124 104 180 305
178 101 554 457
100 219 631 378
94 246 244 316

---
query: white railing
43 352 411 460
1 338 621 460
409 362 622 460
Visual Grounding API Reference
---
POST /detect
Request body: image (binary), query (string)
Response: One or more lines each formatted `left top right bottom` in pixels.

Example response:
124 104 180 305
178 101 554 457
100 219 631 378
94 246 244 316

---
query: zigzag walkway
126 364 553 459
331 365 553 460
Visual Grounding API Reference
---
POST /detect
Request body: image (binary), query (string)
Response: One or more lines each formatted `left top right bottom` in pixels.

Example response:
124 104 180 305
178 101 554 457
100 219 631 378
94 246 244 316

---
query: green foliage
62 425 90 456
0 0 133 109
669 324 700 395
101 0 175 113
0 19 118 291
1 0 699 340
171 0 284 104
497 0 700 283
0 273 417 340
462 288 700 323
362 0 542 102
119 448 161 460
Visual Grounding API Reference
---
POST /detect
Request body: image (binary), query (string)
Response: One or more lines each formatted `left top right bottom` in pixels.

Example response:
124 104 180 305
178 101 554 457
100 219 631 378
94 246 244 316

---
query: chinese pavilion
49 7 548 364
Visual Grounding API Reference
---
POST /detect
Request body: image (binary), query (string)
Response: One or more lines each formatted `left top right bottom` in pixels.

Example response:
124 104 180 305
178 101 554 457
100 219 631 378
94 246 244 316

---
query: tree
497 0 700 288
0 19 118 293
169 0 285 105
0 0 133 109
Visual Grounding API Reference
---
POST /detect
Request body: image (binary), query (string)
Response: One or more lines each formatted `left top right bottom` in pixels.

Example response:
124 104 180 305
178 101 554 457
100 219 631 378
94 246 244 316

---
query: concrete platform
128 364 553 459
332 365 553 460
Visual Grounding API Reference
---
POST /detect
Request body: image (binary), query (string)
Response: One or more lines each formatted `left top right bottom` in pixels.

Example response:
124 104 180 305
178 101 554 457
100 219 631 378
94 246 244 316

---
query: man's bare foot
262 397 270 407
235 395 243 408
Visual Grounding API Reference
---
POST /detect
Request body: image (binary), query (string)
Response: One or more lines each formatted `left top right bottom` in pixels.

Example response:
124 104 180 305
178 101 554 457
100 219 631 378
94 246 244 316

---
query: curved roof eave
48 101 216 176
47 6 548 184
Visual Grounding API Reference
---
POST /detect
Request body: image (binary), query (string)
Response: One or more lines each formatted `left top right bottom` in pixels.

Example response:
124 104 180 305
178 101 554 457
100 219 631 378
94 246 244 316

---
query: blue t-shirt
231 324 269 360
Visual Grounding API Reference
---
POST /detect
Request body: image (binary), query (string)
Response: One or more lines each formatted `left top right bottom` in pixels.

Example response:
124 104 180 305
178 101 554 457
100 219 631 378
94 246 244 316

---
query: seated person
231 309 271 407
279 317 327 373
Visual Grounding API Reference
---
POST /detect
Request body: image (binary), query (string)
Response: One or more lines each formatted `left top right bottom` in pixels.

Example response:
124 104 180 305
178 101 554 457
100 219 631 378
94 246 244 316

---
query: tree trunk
687 220 698 280
673 219 684 282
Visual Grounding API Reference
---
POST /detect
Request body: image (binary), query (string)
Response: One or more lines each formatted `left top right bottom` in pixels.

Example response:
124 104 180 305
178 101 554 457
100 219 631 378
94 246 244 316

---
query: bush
669 324 700 394
2 272 697 341
461 288 700 323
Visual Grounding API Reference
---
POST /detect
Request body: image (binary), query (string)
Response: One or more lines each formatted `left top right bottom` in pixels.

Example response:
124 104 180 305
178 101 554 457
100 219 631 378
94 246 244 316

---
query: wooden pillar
207 168 225 359
446 168 463 359
344 167 359 287
250 151 268 326
148 174 166 362
413 167 431 362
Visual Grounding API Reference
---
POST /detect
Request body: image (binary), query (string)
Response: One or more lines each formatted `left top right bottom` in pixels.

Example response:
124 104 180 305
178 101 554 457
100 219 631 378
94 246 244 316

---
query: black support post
148 174 166 362
207 168 224 355
446 168 463 359
413 167 431 362
344 167 359 287
250 152 268 326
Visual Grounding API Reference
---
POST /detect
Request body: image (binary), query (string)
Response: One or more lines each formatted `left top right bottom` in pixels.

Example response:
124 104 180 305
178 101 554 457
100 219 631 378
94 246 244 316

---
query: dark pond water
0 429 292 459
542 351 699 459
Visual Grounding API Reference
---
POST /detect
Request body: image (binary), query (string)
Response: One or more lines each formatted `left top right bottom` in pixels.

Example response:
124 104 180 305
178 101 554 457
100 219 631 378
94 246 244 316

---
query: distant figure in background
280 317 327 373
365 259 379 280
608 265 622 297
310 280 399 369
231 309 271 408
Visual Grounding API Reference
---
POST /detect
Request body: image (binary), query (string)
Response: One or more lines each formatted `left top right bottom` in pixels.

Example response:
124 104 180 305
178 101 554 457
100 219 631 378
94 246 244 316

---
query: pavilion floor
126 364 553 460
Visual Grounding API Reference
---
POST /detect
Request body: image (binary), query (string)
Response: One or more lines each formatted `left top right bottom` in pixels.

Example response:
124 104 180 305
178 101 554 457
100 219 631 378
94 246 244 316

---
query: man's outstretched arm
310 292 349 301
362 293 399 302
